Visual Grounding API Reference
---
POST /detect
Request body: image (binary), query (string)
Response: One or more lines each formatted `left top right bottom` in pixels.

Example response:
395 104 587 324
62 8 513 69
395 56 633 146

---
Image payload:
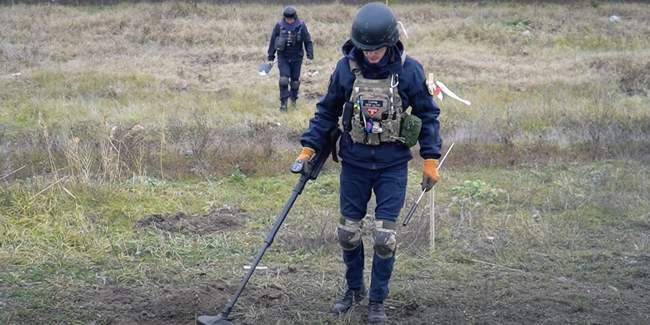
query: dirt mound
620 62 650 96
588 56 650 96
63 280 293 325
136 207 248 235
64 281 232 325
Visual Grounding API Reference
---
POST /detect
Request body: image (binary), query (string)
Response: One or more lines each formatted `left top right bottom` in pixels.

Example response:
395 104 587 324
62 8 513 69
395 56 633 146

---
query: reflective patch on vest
363 99 383 118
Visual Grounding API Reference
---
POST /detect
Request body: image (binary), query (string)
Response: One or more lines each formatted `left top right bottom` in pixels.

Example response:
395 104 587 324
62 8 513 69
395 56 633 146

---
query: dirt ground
41 259 649 325
5 208 644 325
136 207 249 235
2 2 649 324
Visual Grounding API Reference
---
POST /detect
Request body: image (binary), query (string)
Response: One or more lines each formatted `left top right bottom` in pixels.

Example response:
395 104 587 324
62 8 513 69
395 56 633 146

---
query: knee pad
373 220 397 259
279 76 290 87
337 217 362 251
290 80 300 89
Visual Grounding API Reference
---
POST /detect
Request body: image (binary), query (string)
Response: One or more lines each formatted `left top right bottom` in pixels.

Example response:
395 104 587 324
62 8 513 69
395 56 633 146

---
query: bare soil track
41 259 649 324
18 212 648 324
136 207 248 235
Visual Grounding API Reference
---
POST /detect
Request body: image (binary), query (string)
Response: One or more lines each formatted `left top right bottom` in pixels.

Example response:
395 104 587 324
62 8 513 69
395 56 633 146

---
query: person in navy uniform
267 6 314 111
292 3 442 323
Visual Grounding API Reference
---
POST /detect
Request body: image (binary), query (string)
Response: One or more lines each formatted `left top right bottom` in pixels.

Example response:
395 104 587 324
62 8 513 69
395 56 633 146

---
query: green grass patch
1 160 649 323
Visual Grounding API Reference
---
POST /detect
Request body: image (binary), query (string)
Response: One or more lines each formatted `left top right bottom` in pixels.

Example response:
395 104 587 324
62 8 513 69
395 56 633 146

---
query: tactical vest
275 22 303 52
346 58 406 146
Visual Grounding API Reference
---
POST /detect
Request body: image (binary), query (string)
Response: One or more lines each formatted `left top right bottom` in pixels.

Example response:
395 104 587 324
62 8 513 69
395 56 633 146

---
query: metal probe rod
402 143 454 226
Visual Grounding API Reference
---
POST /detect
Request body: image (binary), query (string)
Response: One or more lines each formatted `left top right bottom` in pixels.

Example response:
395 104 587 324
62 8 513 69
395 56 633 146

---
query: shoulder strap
348 58 362 77
296 21 304 35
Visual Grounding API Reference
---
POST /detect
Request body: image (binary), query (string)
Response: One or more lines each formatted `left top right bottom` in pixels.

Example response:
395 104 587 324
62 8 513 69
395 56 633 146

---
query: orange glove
296 147 315 161
291 147 316 173
422 159 440 191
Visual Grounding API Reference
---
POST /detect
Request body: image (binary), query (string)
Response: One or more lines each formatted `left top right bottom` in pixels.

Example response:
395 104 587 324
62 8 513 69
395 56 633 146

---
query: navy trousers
339 161 408 302
277 55 303 101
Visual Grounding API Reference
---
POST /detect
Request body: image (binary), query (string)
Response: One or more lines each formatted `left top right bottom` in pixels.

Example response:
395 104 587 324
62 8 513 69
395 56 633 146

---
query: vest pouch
400 113 421 148
381 118 401 143
296 25 303 43
351 119 367 144
275 35 286 51
342 102 354 132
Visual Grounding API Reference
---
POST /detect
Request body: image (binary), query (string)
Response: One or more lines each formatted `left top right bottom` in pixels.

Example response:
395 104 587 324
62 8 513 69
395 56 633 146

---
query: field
1 2 649 324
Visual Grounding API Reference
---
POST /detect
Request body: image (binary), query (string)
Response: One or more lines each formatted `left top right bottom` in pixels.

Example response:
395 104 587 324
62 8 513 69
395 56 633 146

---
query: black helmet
351 3 399 51
283 6 297 19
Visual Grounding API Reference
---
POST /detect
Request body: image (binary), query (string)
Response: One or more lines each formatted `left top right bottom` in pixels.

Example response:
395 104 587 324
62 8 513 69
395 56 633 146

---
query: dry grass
1 2 649 180
1 159 648 324
2 3 650 324
3 2 649 86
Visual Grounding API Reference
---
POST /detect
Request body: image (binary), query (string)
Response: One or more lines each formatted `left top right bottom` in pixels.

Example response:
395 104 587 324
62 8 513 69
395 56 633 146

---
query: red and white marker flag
427 73 471 106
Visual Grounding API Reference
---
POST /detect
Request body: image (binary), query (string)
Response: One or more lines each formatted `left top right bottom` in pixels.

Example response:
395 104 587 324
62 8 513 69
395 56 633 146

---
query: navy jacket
267 19 314 61
300 40 442 170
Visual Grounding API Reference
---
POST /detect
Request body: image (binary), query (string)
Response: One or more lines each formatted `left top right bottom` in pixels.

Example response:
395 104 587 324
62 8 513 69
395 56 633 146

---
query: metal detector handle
290 152 325 180
290 159 306 174
290 128 341 180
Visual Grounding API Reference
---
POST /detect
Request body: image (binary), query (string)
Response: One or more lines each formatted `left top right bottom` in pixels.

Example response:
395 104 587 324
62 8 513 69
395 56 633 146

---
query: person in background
267 5 314 111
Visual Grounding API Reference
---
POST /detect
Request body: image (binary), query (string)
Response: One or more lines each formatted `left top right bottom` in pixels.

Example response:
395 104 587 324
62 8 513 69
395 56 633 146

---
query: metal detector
258 61 274 76
197 129 340 325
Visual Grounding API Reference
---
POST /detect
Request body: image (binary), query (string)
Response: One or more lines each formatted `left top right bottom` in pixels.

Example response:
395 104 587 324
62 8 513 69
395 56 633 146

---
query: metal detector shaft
218 174 308 319
402 143 454 226
198 129 340 325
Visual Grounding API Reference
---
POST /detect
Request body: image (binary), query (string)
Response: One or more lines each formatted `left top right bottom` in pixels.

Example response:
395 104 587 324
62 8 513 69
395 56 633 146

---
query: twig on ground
468 258 526 273
0 165 26 181
29 176 69 203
